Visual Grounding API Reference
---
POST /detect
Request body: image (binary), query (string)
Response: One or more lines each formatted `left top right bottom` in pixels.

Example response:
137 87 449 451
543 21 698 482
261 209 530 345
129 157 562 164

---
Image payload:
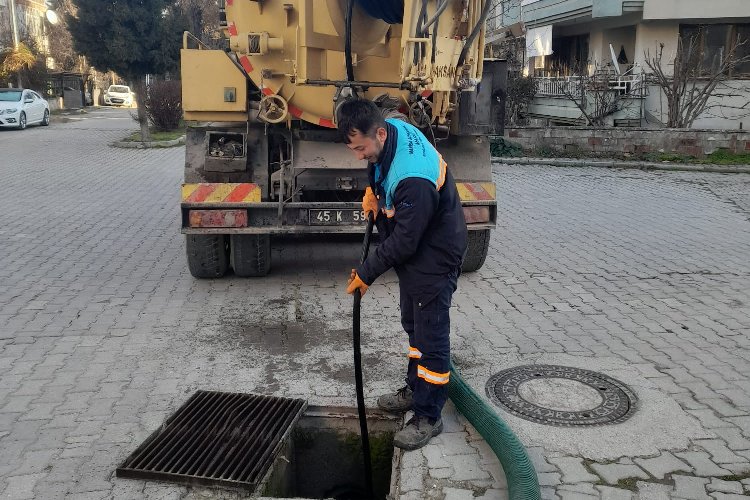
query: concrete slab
3 132 750 500
457 353 713 461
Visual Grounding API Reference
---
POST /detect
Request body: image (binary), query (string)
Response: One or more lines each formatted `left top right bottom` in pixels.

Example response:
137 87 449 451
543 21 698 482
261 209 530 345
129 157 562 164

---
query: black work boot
377 386 413 413
393 415 443 451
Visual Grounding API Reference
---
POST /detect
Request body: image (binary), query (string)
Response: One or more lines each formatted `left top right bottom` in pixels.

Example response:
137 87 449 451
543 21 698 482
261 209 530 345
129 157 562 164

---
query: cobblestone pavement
1 109 750 499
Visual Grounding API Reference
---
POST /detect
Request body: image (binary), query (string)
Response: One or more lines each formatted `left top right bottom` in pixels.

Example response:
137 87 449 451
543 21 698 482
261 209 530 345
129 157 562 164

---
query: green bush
490 136 524 157
143 80 183 131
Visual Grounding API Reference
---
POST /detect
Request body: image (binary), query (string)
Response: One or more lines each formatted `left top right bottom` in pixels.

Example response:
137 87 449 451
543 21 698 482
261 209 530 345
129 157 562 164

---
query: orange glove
362 187 378 220
347 268 369 297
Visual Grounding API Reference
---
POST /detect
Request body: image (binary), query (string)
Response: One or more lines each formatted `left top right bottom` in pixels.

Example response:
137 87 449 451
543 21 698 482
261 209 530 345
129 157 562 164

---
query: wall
643 81 750 130
529 95 643 126
643 0 750 21
633 21 679 76
505 126 750 157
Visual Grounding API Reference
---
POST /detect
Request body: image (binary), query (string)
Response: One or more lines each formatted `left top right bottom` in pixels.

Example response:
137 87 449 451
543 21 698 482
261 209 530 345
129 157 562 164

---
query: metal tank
180 0 505 278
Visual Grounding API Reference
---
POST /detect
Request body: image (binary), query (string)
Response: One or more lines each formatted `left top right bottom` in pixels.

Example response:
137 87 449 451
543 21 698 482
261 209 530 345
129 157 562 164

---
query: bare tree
47 0 78 72
644 29 750 128
173 0 223 49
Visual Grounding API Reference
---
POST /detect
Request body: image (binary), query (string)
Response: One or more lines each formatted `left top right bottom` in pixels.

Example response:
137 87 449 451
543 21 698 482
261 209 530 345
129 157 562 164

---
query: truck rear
180 0 505 278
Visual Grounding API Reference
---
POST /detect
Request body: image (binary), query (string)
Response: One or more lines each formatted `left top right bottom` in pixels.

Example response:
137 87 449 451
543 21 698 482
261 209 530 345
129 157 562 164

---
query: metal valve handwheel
259 94 289 124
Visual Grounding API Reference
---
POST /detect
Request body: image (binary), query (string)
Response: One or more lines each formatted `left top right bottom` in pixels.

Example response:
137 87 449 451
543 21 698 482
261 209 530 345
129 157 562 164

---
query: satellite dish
46 10 59 25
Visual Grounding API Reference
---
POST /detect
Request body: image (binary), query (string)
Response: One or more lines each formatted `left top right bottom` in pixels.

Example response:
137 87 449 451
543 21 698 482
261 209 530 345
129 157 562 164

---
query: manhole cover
117 391 306 491
486 365 637 426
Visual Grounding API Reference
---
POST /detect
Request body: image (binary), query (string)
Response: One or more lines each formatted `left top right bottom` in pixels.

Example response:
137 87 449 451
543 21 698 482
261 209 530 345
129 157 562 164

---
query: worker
338 98 468 451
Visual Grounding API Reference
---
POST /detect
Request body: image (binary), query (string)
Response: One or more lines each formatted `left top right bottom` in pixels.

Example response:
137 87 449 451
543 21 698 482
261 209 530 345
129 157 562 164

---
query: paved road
1 108 750 499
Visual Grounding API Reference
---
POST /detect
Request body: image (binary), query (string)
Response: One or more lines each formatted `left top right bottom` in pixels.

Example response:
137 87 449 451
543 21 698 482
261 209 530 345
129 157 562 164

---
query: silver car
0 88 50 130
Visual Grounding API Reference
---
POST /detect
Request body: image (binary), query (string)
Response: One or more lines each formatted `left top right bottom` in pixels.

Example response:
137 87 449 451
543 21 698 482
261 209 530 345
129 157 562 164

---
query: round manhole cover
486 365 637 426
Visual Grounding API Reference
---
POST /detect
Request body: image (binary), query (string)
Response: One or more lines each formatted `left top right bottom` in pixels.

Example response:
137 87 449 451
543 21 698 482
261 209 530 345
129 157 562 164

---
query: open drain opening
260 406 399 500
116 393 399 499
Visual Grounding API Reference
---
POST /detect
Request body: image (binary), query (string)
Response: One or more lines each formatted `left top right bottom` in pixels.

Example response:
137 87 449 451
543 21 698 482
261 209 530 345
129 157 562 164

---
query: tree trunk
134 76 150 142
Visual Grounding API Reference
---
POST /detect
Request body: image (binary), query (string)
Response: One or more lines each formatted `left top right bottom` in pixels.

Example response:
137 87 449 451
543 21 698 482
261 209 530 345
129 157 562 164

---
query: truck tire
186 235 229 278
230 234 271 277
461 229 491 273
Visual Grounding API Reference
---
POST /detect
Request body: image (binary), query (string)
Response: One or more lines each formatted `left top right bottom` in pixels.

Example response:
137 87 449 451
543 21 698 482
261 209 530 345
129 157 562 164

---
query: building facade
494 0 750 129
0 0 48 52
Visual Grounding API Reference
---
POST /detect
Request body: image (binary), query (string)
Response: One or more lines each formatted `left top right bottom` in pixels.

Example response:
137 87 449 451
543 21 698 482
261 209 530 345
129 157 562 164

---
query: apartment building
492 0 750 129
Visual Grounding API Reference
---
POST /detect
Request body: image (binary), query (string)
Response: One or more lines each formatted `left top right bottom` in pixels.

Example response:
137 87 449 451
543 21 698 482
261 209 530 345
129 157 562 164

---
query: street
1 107 750 499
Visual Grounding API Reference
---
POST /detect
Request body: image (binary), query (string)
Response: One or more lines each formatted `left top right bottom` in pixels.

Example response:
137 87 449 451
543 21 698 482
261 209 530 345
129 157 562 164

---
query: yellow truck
180 0 505 278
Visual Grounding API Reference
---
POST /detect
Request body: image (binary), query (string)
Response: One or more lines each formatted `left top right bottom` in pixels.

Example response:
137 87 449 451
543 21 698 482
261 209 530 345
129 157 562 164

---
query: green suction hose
448 362 541 500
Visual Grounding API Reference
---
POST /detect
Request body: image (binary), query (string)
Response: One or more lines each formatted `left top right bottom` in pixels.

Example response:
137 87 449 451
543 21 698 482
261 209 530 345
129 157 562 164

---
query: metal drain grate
117 391 306 491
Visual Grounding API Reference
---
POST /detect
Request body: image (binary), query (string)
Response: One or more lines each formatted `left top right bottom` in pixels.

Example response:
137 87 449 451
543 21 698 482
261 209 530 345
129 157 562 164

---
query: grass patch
124 128 184 142
615 477 639 491
699 149 750 165
642 152 696 163
643 150 750 165
491 138 750 166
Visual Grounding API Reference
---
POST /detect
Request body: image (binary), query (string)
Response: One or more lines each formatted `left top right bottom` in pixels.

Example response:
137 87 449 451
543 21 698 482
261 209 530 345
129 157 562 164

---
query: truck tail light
463 206 490 224
189 210 248 228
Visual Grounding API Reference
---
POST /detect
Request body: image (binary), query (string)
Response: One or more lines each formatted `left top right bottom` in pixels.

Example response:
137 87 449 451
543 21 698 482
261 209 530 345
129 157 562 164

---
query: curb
493 157 750 174
112 135 186 149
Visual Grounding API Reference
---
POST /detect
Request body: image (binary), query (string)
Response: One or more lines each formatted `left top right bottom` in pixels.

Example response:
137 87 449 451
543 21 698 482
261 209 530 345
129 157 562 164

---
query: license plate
309 209 367 225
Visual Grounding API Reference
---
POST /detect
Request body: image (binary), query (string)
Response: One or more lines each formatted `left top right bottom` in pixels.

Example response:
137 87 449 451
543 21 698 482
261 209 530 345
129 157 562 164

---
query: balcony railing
534 74 646 99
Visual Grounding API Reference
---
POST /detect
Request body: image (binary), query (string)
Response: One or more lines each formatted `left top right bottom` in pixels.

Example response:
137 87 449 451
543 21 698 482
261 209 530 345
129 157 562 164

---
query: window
680 24 750 78
736 25 750 76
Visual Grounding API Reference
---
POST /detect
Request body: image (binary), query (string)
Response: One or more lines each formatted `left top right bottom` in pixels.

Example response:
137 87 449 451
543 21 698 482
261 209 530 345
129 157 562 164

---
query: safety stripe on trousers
408 347 422 359
417 365 450 385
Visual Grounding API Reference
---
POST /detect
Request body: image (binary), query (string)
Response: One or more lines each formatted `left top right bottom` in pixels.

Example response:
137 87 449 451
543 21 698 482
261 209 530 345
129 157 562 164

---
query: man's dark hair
336 98 386 144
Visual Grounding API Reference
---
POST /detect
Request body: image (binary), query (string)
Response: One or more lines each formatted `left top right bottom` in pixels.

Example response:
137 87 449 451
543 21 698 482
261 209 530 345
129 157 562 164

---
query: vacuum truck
180 0 505 278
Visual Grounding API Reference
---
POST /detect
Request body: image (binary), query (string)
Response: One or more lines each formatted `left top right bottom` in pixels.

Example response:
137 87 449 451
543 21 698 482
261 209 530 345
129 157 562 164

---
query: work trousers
400 274 457 421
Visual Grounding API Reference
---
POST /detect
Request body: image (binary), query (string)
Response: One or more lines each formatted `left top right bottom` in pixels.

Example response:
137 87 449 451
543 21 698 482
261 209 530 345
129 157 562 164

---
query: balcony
529 74 647 125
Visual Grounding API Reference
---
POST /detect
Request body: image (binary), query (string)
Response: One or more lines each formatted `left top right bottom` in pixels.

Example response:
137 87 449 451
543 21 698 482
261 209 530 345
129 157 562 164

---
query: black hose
356 0 403 24
413 0 427 65
345 0 355 82
457 0 492 67
352 214 375 500
431 13 439 64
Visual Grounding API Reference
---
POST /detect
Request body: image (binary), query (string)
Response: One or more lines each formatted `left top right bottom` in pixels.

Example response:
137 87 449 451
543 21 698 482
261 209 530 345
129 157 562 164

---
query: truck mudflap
181 182 496 234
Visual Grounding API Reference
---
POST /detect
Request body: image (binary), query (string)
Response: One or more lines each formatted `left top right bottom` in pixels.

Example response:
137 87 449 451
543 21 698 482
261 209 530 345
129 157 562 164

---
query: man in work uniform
338 98 468 451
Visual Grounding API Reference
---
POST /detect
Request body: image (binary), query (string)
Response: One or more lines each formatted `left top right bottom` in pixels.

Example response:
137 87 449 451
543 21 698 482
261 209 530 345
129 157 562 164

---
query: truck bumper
181 183 496 235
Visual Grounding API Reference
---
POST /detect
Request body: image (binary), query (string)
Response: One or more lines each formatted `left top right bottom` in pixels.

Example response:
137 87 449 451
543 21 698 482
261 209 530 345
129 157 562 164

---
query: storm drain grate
117 391 306 491
486 365 637 426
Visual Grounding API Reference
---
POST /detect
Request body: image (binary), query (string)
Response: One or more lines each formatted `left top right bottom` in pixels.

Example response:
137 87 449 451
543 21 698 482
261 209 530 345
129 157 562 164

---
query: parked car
0 88 50 130
103 85 134 107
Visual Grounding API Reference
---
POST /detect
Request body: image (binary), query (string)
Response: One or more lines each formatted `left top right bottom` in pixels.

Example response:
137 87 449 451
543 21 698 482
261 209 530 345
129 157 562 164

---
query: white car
0 88 50 130
103 85 134 107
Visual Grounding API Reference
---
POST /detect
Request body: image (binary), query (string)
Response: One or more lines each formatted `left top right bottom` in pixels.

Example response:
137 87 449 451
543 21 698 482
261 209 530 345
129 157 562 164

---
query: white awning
526 25 553 58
